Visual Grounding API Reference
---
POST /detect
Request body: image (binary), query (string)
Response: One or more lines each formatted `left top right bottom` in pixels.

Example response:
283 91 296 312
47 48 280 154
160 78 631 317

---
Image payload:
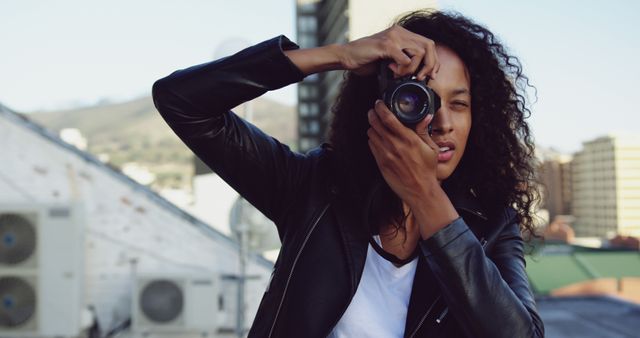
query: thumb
415 114 439 150
414 113 433 137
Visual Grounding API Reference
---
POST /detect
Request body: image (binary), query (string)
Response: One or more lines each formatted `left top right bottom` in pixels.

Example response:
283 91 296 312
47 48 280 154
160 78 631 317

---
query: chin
436 171 452 183
436 162 459 183
436 165 452 179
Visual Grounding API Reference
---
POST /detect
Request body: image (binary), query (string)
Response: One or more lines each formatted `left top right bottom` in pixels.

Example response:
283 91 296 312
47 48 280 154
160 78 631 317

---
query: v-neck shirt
327 235 419 338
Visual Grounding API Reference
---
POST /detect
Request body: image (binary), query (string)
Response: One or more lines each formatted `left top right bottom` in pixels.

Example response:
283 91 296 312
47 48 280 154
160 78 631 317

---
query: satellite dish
229 197 281 252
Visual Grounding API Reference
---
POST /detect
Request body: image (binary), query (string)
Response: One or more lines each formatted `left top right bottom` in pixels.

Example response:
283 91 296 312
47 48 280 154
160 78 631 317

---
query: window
298 16 317 33
309 120 320 134
299 85 318 99
299 34 317 48
299 103 309 116
308 103 319 116
300 137 317 151
299 103 319 117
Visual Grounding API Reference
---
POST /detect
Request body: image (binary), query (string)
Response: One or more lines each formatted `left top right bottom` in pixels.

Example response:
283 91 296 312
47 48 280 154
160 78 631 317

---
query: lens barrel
382 78 440 127
378 60 441 129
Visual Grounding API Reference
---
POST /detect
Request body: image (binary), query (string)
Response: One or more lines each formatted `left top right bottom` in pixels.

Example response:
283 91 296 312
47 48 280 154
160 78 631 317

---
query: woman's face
428 45 472 182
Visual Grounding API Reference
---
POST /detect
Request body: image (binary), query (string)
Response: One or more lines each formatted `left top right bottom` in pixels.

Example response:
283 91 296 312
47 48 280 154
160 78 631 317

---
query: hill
28 96 297 190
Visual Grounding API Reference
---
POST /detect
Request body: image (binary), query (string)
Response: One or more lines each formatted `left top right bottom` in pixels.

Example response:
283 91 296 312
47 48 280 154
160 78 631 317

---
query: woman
152 10 544 338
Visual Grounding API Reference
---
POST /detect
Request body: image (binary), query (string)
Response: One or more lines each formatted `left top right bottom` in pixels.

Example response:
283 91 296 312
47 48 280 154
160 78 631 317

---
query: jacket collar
441 180 489 222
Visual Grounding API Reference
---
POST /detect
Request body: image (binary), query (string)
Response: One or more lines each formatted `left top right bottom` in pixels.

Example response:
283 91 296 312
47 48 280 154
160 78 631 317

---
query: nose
431 107 453 135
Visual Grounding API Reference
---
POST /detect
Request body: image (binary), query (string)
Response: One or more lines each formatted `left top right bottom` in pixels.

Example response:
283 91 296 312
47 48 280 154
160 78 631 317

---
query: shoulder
298 143 333 175
492 206 522 242
293 143 338 197
478 205 521 252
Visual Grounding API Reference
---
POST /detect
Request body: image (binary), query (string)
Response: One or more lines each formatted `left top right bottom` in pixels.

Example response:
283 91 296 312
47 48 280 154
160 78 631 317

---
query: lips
435 140 455 152
435 140 455 162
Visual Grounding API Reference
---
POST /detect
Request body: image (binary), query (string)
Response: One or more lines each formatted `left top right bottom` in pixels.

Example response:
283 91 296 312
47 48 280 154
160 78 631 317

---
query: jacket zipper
324 214 359 336
407 295 441 338
457 206 488 221
267 203 330 338
427 237 490 330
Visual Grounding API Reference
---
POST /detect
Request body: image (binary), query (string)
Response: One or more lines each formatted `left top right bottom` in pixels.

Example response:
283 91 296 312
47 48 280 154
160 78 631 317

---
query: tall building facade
295 0 437 152
572 134 640 237
537 147 573 221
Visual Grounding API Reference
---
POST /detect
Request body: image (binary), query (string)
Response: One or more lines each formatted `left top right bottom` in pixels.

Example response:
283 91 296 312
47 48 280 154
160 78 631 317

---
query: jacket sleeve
419 209 544 338
151 35 310 230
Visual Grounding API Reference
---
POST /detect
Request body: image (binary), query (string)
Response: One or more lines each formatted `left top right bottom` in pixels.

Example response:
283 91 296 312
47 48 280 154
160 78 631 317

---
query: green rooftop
525 243 640 294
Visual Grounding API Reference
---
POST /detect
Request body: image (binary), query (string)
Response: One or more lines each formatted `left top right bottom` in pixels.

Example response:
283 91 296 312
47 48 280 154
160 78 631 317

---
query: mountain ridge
27 95 297 189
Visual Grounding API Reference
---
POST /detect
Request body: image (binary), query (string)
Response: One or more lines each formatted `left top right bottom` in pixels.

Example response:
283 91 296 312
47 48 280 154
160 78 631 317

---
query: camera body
378 60 441 133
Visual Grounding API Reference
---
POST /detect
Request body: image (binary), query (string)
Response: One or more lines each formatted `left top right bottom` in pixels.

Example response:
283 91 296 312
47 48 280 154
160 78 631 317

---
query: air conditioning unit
0 203 84 337
132 273 219 334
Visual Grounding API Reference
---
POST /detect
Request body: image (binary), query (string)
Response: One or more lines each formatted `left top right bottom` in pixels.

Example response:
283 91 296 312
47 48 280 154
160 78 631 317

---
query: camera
378 60 441 133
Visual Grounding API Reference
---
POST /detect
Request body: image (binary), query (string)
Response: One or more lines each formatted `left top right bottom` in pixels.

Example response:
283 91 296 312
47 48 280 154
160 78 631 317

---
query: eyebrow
450 88 470 96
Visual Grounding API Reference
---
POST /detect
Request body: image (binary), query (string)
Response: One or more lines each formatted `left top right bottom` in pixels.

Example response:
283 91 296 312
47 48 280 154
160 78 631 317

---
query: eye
451 101 469 108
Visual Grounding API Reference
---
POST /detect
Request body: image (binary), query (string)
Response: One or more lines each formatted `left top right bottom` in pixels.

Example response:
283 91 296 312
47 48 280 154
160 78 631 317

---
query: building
537 146 573 222
572 134 640 237
0 102 272 337
295 0 437 152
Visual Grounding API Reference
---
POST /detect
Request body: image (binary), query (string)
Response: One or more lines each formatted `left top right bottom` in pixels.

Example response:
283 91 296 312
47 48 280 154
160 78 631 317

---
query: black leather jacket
152 35 544 338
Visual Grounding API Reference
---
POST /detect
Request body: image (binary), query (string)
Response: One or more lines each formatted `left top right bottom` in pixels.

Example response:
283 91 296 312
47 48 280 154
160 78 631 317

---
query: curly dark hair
327 10 541 240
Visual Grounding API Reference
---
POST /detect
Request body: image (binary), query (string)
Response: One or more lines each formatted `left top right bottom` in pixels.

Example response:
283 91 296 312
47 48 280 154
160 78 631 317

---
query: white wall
0 109 272 336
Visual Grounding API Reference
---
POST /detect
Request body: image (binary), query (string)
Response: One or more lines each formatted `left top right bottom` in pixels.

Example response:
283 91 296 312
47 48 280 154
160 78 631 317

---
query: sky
1 0 639 153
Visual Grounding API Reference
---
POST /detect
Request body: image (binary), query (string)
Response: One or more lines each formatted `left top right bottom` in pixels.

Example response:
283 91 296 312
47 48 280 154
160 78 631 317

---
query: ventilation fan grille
140 280 184 323
0 276 36 328
0 214 37 266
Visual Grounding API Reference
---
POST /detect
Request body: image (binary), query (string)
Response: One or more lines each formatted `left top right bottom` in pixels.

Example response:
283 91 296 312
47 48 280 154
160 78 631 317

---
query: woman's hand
284 25 438 80
367 100 459 239
367 100 439 202
340 25 440 80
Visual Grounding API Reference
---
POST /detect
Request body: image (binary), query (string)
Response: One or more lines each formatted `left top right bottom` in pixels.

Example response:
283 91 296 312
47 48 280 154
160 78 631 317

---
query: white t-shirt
328 235 418 338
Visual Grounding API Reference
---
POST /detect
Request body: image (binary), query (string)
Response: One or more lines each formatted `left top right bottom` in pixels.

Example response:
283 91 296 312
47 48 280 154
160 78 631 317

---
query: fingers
415 114 439 150
388 46 431 79
367 126 383 154
388 47 412 72
414 113 432 136
417 39 439 81
368 100 407 138
397 48 423 77
384 26 439 80
368 100 441 155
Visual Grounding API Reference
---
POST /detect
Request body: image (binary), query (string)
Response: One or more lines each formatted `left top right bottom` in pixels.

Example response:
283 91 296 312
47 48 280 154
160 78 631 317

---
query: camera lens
392 83 429 121
398 92 420 115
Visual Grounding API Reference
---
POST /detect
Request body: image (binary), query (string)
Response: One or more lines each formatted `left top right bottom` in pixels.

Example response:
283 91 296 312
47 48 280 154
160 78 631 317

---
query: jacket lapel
330 188 369 296
403 254 442 337
403 183 492 337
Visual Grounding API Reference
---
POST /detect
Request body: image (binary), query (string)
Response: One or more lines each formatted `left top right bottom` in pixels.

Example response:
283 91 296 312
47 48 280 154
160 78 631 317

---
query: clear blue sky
1 0 638 153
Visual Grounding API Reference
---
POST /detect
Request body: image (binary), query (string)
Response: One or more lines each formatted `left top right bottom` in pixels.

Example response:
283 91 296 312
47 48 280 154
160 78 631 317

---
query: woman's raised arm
152 36 311 234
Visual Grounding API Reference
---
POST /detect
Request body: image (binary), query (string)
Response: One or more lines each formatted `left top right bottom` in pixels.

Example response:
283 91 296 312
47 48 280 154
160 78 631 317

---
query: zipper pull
435 307 449 324
433 239 487 326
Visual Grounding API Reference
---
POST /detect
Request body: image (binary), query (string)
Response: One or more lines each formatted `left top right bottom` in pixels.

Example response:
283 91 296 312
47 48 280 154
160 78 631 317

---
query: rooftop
538 296 640 338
